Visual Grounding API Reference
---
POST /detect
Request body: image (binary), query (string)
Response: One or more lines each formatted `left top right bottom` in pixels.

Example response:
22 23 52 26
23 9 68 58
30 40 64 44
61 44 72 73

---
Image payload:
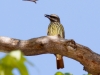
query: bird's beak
44 14 50 18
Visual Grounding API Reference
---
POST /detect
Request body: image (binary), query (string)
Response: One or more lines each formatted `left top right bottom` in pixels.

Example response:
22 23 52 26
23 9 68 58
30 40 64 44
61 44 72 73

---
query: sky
0 0 100 75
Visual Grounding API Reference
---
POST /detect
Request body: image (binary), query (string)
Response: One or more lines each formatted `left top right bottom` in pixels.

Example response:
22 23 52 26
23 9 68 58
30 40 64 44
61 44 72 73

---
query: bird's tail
56 54 64 69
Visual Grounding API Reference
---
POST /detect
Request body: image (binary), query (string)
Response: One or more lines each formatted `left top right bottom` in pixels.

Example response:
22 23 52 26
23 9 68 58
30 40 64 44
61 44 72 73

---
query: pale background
0 0 100 75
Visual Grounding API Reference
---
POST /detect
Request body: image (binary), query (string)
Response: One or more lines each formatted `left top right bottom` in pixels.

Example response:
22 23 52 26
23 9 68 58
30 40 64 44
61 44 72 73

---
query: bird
45 14 65 69
23 0 38 3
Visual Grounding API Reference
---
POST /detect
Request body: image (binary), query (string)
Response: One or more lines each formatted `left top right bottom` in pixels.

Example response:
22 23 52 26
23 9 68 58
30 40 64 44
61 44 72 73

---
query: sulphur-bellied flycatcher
45 14 65 69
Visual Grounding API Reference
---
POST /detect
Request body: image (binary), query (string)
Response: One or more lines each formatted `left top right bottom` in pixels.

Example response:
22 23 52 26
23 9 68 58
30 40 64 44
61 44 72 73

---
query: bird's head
45 14 60 23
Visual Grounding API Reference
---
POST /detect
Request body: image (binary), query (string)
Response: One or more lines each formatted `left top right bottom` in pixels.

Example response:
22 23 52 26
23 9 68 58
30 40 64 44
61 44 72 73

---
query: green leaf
0 50 29 75
64 73 73 75
15 62 28 75
55 72 64 75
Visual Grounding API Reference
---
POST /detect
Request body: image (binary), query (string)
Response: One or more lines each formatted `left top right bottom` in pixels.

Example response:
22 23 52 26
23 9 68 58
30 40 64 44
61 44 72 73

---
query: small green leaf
55 72 64 75
64 73 73 75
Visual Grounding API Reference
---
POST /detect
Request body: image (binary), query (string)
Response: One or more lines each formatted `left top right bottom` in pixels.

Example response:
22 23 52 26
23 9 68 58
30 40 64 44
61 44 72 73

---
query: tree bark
0 36 100 75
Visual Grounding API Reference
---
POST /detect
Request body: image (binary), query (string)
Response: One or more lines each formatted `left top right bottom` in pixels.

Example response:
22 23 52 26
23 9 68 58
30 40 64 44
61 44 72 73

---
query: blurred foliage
0 50 29 75
0 50 92 75
88 74 92 75
55 72 92 75
55 72 72 75
55 71 64 75
64 73 73 75
83 74 92 75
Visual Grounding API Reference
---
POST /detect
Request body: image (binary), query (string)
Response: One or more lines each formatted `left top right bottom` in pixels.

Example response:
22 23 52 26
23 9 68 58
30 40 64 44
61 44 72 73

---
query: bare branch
0 36 100 75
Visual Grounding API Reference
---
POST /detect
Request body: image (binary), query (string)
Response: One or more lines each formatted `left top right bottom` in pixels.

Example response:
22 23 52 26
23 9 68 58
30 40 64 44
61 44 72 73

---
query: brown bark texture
0 36 100 75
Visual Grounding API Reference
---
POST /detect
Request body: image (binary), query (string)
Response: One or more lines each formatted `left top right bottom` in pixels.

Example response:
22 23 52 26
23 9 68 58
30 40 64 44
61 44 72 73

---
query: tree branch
0 36 100 75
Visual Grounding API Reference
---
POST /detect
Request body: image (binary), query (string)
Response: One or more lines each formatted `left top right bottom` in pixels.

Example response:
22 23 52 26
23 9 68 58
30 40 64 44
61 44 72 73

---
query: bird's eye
51 16 57 19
